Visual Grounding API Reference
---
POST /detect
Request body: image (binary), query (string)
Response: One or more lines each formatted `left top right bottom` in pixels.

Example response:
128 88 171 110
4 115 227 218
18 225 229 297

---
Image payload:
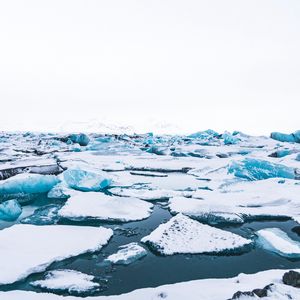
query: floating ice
271 131 300 143
21 204 62 225
222 132 240 145
31 269 99 293
68 133 90 146
141 214 251 255
109 187 192 201
0 199 22 221
47 182 74 199
0 173 60 196
58 192 153 222
170 179 300 224
256 228 300 258
105 243 147 265
129 171 168 177
63 168 112 192
228 158 296 180
188 129 219 139
0 224 112 284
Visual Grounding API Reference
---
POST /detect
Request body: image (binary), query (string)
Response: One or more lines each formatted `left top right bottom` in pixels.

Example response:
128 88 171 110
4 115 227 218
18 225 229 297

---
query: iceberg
188 129 219 139
63 168 112 192
228 158 296 180
58 192 153 222
105 243 147 265
222 132 240 145
31 269 100 293
0 199 22 221
68 133 90 146
0 173 60 196
0 224 113 284
256 228 300 258
271 131 300 143
141 214 251 255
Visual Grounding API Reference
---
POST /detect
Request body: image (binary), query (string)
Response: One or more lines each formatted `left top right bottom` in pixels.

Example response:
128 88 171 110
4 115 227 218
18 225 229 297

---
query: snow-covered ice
0 224 113 284
141 214 251 255
256 228 300 258
105 243 147 265
31 269 99 293
58 192 153 222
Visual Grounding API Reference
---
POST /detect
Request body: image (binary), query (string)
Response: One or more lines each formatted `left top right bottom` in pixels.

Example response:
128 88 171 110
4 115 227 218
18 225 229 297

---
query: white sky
0 0 299 135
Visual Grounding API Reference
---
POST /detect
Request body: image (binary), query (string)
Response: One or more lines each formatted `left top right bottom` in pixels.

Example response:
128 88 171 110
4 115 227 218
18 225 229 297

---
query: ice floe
58 192 153 222
141 214 251 255
0 173 60 196
256 228 300 258
105 243 147 265
31 269 99 293
0 224 113 284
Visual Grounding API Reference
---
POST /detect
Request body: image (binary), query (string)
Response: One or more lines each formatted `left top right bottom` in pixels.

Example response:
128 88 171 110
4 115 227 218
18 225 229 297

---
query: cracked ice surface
0 224 113 284
141 214 251 255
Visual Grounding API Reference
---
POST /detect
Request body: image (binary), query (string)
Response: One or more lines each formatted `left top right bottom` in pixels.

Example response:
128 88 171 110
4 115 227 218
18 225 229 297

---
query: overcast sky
0 0 299 135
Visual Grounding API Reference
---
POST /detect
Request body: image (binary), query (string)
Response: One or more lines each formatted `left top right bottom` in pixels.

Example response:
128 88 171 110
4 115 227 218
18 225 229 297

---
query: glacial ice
63 168 112 192
222 132 240 145
188 129 219 139
228 158 296 180
58 192 153 222
0 173 60 196
105 243 147 265
68 133 90 146
0 224 113 284
271 131 300 143
169 179 300 224
31 269 100 293
0 199 22 221
141 214 251 255
256 228 300 258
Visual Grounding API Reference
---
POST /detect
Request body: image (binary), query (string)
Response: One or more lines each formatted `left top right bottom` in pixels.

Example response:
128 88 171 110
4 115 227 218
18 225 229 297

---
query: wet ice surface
1 131 300 298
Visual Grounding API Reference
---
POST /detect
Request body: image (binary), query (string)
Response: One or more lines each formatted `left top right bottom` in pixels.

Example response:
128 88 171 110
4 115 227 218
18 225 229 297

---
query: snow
256 228 300 258
0 199 22 221
58 192 153 222
141 214 251 255
109 187 192 201
1 269 299 300
63 168 112 192
0 224 113 284
31 269 99 293
105 243 147 265
0 173 60 195
169 179 300 224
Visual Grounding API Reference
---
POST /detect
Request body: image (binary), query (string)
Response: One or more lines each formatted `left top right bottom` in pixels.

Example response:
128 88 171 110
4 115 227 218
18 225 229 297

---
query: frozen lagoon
0 130 300 298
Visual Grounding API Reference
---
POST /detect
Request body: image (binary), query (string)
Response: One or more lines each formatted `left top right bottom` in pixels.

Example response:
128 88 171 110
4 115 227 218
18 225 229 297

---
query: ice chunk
68 133 90 146
0 224 112 284
256 228 300 258
228 158 296 180
31 269 99 293
0 199 22 221
271 131 300 143
170 179 300 224
188 129 219 139
141 214 251 255
109 187 192 201
20 204 62 225
0 173 60 196
63 168 112 192
58 192 153 222
47 182 74 199
222 132 240 145
105 242 147 265
129 171 168 177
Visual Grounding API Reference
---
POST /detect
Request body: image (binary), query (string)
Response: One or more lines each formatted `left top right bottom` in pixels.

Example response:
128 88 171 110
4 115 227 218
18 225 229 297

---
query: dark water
1 194 300 297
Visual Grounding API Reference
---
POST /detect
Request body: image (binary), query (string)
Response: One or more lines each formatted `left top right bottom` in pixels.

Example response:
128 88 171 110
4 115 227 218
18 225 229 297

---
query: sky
0 0 299 135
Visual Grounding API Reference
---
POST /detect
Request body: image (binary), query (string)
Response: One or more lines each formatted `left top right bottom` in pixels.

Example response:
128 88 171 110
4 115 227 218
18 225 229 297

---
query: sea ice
31 269 100 293
0 173 60 196
271 131 300 143
256 228 300 258
0 199 22 221
141 214 251 255
58 192 153 222
129 171 168 177
63 168 112 192
0 224 113 284
105 243 147 265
